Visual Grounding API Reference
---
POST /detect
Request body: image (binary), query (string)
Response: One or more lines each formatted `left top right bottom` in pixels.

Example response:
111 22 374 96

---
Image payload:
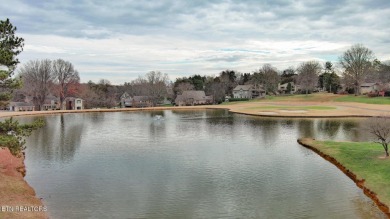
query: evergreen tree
0 18 24 107
0 18 44 156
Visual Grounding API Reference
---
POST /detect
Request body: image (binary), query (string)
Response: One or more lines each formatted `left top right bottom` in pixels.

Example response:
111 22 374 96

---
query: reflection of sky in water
17 111 385 219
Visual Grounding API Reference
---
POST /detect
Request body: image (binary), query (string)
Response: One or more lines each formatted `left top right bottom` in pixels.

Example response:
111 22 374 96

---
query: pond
20 110 385 218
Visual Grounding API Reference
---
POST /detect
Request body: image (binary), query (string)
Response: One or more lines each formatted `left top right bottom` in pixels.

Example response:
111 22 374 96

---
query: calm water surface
20 110 385 218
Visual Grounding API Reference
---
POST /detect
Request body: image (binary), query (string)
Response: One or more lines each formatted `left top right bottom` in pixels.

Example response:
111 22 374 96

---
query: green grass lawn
246 105 336 110
221 93 390 105
301 139 390 206
334 95 390 105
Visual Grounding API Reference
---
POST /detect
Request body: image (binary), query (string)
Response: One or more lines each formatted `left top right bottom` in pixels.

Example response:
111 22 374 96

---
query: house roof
175 94 184 102
44 96 59 104
233 85 253 91
65 97 83 101
175 91 210 103
9 102 34 107
361 83 378 87
233 84 265 92
121 92 130 99
279 82 295 86
182 91 206 100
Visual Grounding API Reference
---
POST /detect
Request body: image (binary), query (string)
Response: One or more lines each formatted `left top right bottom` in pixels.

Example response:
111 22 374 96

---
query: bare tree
378 61 390 83
219 69 237 96
145 71 169 106
175 82 194 95
340 44 375 95
205 80 225 104
297 61 322 94
130 77 149 96
366 116 390 157
78 83 100 109
260 64 279 95
52 59 80 109
19 59 54 110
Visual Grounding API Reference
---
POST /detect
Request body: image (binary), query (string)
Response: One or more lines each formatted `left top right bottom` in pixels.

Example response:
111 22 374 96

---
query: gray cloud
1 0 389 84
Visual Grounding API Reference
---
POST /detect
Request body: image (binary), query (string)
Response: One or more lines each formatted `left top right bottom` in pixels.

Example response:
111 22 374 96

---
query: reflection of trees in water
205 109 230 118
171 110 205 117
341 119 366 142
317 119 341 138
27 114 84 162
297 119 315 138
279 119 295 129
87 113 105 124
246 118 280 145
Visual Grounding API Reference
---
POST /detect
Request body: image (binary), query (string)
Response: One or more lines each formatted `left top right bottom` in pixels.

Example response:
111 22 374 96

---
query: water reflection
317 119 341 138
21 114 84 162
19 110 386 219
297 119 315 138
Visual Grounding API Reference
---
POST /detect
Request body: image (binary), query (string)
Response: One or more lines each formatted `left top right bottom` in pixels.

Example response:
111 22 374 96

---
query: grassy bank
298 138 390 214
222 93 390 105
334 95 390 105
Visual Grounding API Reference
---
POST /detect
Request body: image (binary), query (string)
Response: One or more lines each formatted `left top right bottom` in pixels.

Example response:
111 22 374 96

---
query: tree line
14 45 390 109
17 59 80 110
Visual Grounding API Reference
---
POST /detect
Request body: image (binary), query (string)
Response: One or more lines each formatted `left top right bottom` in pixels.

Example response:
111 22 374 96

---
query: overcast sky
1 0 389 84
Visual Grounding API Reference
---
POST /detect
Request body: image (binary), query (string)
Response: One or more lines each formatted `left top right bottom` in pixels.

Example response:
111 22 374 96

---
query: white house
232 85 265 99
8 102 35 111
360 83 380 94
278 82 298 94
65 97 84 110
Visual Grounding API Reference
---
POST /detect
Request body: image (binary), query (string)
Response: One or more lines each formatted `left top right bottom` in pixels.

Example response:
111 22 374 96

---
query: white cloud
2 0 389 84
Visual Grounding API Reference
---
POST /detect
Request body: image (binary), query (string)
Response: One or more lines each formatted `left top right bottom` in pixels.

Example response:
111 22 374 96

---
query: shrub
0 118 44 156
367 92 379 98
228 98 249 102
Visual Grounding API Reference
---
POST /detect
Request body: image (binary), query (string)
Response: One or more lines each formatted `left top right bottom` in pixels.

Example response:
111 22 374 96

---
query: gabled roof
121 92 130 99
279 82 295 86
233 85 253 91
182 90 206 100
9 102 34 107
361 82 378 87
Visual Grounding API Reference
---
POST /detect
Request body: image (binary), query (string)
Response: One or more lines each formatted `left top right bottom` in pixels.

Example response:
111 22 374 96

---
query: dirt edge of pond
0 147 48 219
297 138 390 218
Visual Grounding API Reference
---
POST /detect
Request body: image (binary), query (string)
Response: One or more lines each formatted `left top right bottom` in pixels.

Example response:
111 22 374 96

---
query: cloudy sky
1 0 389 84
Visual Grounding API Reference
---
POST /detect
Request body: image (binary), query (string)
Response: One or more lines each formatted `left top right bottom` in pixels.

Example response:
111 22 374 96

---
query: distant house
120 92 132 108
8 102 35 111
42 95 60 110
65 97 84 110
132 96 152 107
120 93 152 108
360 83 380 94
278 82 299 94
232 85 265 99
175 90 213 106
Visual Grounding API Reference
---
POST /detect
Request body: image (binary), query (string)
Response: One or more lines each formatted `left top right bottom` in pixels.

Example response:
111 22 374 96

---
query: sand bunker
279 110 308 113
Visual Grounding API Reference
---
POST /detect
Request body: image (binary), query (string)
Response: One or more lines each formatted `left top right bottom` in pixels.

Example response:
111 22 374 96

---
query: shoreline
0 99 389 119
0 101 388 218
297 138 390 217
